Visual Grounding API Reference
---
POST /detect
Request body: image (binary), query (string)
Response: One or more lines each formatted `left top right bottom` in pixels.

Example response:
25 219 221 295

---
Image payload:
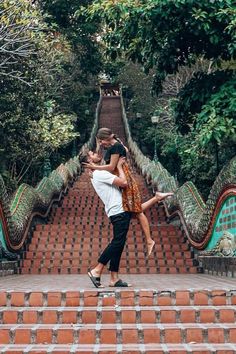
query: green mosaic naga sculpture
0 158 81 259
120 94 236 254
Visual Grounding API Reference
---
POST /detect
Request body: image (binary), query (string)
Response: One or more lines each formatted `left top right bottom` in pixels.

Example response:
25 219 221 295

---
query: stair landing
0 274 235 291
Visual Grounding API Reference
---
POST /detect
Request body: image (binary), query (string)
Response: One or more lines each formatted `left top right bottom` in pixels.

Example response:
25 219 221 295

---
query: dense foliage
40 0 102 78
0 0 101 191
175 70 235 134
86 0 235 91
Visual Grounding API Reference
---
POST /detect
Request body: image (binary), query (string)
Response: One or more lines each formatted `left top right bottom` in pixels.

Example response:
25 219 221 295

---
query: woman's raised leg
141 191 174 212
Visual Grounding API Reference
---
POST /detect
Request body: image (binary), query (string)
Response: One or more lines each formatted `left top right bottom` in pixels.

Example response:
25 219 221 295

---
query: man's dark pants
98 211 132 272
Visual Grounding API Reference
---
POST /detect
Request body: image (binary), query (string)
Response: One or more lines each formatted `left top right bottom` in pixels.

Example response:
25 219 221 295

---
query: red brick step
1 323 236 344
0 343 235 353
1 305 235 324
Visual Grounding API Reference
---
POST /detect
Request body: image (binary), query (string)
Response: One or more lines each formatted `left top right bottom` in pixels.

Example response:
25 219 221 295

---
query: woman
84 127 173 256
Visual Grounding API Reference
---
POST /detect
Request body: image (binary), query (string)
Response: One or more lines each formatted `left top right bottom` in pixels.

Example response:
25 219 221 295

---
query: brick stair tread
44 230 176 234
35 223 172 231
24 249 190 253
28 241 184 246
2 323 236 329
1 324 236 345
1 305 235 310
20 267 198 273
27 241 185 247
0 343 235 352
2 288 233 295
28 235 177 240
27 249 189 254
24 251 192 258
30 239 183 245
28 246 189 252
30 239 182 243
25 252 189 259
1 305 235 324
23 255 193 261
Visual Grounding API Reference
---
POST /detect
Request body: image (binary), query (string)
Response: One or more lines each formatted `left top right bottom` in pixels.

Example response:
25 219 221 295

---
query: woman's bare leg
138 191 174 256
141 196 158 212
142 191 174 212
136 212 155 257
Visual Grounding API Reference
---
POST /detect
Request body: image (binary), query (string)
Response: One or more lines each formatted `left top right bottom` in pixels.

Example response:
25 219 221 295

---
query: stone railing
0 96 101 261
0 158 80 253
120 92 236 275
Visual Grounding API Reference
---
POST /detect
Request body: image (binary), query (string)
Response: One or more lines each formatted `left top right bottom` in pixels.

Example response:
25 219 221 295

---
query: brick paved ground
0 274 235 291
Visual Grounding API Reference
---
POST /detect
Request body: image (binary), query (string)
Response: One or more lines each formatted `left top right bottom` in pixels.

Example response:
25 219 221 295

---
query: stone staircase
0 289 236 352
19 96 199 275
19 168 198 275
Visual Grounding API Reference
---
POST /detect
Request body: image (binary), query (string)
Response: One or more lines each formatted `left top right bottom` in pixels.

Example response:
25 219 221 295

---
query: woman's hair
96 127 113 140
96 127 122 143
96 127 127 154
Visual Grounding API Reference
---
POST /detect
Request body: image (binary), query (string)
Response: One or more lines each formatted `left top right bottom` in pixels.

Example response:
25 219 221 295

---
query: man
80 151 132 288
80 151 173 288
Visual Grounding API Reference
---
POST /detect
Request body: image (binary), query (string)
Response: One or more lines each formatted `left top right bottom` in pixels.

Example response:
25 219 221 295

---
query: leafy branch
0 0 38 83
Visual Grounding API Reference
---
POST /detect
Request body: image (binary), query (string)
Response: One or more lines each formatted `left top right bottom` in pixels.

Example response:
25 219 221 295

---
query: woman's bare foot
147 239 155 257
155 191 174 202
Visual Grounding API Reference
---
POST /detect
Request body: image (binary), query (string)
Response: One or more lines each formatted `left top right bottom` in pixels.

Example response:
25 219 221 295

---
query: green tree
194 78 236 154
86 0 235 92
40 0 102 78
175 70 234 134
0 0 99 191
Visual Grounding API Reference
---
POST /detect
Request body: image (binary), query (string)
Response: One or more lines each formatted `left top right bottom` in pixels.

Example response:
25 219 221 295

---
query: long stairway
2 96 235 353
19 96 198 275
